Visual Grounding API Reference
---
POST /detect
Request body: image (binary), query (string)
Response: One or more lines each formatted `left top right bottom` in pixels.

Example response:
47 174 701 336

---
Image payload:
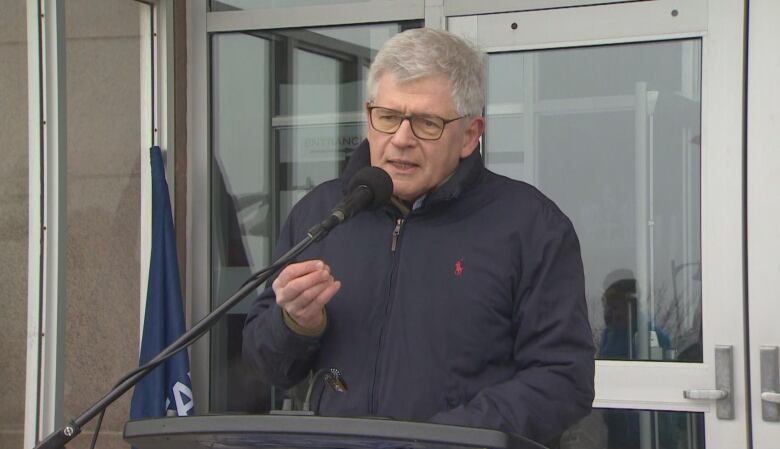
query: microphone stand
34 224 333 449
301 368 347 413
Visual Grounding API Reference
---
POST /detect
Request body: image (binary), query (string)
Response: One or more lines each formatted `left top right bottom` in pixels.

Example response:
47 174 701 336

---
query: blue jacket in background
243 139 595 445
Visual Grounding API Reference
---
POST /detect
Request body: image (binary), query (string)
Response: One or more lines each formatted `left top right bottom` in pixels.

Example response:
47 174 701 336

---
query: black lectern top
124 415 547 449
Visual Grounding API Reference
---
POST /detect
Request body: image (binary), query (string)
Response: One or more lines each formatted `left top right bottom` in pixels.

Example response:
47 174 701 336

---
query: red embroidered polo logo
454 258 464 277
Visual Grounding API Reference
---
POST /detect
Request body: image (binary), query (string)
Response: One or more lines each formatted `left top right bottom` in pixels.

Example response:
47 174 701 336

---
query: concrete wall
0 1 29 447
62 1 143 448
0 1 145 448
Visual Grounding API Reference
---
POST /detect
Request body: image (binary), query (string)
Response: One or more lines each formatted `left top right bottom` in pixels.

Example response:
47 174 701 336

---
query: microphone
301 368 348 413
324 368 348 393
269 368 348 416
308 166 393 240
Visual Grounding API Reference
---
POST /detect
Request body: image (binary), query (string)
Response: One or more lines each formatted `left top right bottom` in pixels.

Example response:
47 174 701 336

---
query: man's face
367 73 484 202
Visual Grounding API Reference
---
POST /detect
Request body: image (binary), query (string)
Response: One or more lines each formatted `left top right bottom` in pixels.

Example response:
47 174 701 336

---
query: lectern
124 415 547 449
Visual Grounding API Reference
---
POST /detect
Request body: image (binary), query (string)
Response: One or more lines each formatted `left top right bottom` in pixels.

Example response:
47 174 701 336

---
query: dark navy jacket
243 140 595 445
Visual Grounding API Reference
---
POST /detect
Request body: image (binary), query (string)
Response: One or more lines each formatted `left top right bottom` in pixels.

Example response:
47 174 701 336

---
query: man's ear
460 116 485 158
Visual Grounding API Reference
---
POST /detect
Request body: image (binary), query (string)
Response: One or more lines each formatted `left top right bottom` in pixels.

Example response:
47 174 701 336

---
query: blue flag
130 146 194 419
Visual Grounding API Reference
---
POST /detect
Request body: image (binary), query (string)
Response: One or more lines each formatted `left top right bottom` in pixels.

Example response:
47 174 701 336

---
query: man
243 28 595 446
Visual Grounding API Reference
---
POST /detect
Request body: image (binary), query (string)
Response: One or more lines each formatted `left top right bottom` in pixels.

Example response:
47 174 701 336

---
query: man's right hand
272 259 341 331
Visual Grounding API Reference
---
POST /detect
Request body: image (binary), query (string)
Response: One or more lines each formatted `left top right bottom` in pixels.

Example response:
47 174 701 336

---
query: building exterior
2 1 779 448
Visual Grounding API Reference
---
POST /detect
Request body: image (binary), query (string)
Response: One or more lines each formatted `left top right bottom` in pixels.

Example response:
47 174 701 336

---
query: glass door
449 1 746 447
747 1 780 447
209 20 423 413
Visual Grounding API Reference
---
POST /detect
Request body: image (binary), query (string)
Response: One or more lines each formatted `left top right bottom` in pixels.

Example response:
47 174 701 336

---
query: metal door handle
684 389 727 400
683 345 734 419
761 392 780 403
760 346 780 421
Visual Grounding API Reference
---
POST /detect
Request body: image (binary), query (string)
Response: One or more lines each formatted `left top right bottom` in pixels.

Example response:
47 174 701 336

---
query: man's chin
392 187 422 204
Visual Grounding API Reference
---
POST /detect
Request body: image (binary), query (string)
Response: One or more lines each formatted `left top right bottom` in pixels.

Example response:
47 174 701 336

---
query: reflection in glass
210 21 422 413
561 408 704 449
211 31 273 413
485 40 703 362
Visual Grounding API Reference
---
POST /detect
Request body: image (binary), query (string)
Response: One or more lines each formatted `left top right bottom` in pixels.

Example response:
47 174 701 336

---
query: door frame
747 0 780 447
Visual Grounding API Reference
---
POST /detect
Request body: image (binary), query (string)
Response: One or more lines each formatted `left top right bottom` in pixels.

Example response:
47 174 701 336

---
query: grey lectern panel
124 415 547 449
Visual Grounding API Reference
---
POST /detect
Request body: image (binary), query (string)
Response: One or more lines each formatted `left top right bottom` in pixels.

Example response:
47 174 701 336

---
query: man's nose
390 118 417 147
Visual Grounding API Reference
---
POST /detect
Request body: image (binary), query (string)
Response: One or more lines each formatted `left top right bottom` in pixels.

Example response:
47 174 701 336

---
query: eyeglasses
367 106 465 141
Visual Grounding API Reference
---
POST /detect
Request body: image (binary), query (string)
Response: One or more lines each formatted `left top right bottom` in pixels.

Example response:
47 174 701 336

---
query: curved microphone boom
309 166 393 241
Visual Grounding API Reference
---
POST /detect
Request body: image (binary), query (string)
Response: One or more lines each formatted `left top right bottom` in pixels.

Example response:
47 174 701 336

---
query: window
209 20 423 412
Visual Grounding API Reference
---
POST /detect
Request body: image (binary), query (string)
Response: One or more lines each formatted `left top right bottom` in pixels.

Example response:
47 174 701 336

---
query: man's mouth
388 159 419 170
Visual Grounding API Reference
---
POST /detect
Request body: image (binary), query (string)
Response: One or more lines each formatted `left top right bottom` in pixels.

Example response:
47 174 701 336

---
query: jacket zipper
369 217 405 414
391 218 403 252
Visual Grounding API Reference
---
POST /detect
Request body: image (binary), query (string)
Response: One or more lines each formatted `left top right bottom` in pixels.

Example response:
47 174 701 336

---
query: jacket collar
341 138 484 211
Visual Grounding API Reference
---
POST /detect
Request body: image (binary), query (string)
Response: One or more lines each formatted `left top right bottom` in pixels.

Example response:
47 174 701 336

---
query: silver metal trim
425 0 445 29
24 0 67 445
760 346 780 421
187 0 211 415
157 0 177 185
207 1 424 32
41 0 68 435
447 0 707 52
444 0 641 17
24 1 44 446
139 0 154 343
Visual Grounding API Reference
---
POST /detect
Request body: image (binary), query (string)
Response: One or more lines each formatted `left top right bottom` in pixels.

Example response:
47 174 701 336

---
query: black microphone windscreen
347 166 393 209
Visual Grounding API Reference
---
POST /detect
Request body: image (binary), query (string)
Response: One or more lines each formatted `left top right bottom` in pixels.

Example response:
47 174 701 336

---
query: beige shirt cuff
282 308 327 337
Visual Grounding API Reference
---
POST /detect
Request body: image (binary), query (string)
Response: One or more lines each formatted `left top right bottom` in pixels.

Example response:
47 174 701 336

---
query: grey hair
367 28 485 117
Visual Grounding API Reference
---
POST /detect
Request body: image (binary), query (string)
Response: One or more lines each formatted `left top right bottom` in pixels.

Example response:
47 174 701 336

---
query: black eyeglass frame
366 105 467 141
